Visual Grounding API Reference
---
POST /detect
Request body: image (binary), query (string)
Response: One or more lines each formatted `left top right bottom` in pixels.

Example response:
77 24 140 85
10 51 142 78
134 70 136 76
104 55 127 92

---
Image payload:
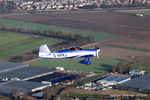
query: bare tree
113 62 130 74
11 88 19 100
43 87 51 100
22 93 38 100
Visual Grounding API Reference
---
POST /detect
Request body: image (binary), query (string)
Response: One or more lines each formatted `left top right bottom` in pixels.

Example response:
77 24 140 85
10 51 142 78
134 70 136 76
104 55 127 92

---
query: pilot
70 47 75 51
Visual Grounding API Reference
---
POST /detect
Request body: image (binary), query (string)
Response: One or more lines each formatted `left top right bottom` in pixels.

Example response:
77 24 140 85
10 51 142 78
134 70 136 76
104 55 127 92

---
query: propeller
95 46 99 50
95 46 101 59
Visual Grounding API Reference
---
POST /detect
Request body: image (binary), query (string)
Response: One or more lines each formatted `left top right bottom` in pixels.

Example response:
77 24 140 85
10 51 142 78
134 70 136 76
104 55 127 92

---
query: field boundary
105 44 150 53
117 9 150 15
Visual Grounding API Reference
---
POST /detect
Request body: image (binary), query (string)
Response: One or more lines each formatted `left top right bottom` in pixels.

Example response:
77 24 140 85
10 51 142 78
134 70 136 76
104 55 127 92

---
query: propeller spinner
95 46 100 59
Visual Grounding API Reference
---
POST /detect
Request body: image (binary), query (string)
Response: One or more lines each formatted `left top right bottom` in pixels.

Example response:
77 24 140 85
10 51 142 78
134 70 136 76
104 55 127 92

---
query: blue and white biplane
39 44 100 65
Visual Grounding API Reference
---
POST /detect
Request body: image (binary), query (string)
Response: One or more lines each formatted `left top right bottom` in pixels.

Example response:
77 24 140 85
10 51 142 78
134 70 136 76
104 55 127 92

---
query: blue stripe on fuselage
67 54 94 58
57 49 96 53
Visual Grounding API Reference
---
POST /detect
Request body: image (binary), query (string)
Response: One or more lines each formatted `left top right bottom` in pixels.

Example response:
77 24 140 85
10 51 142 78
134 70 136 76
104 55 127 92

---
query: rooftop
0 61 28 73
0 66 56 80
0 60 56 80
97 75 130 84
0 80 51 96
121 73 150 90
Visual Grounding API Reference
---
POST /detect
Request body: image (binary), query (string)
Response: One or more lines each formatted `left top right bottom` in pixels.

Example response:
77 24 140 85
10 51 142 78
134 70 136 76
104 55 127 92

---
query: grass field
30 56 127 72
105 44 150 52
117 9 150 15
0 18 119 41
60 88 144 98
0 31 62 58
61 93 104 99
130 60 150 72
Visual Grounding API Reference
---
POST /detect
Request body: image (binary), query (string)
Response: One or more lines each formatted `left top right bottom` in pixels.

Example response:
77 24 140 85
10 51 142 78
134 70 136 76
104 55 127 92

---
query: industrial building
120 73 150 92
77 74 131 91
0 61 56 96
0 61 78 96
97 75 131 85
0 61 28 73
129 70 145 78
28 72 78 84
0 61 56 81
0 80 51 96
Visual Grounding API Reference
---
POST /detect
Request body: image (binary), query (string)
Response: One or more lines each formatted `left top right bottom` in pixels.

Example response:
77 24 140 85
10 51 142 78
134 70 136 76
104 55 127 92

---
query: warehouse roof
97 75 130 84
0 66 56 80
0 61 28 72
28 72 78 84
0 85 25 96
121 73 150 90
0 80 51 96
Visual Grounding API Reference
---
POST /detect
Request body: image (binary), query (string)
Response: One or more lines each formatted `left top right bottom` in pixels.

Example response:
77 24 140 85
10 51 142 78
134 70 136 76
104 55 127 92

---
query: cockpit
69 47 82 51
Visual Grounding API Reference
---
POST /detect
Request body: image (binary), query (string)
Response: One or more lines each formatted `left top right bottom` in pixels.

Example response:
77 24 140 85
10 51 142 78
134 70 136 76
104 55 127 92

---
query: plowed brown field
3 11 150 60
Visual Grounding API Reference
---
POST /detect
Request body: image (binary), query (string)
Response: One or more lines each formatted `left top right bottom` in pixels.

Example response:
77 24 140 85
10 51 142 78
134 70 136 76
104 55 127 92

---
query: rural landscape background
0 10 150 72
0 2 150 99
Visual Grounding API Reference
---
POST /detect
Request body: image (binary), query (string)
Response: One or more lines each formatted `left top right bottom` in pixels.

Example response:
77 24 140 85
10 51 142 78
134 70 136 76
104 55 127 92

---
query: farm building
0 61 56 81
0 80 51 96
135 13 144 17
97 75 131 85
129 70 145 77
28 72 78 85
0 61 56 96
120 73 150 92
0 61 78 96
0 61 28 73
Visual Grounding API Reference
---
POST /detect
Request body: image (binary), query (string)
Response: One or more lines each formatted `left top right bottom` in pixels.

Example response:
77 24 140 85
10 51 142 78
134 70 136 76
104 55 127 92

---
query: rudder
39 44 50 57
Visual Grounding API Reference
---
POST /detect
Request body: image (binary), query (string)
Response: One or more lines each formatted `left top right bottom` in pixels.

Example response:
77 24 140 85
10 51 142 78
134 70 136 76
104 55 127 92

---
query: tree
112 65 117 73
6 1 17 12
43 87 51 100
35 29 41 35
113 62 130 74
11 88 19 100
117 62 125 73
0 1 17 14
0 22 6 27
79 4 96 9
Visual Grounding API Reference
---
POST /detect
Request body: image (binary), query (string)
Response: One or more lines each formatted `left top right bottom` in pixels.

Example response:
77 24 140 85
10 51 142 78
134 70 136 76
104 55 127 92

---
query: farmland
0 31 62 58
2 11 150 38
30 56 125 72
100 45 150 61
0 18 119 41
60 88 144 98
1 11 150 59
130 60 150 72
1 10 150 72
105 44 150 53
117 9 150 15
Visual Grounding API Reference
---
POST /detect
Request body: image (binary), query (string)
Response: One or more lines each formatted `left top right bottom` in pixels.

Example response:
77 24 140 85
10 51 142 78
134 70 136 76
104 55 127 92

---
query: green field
130 60 150 72
0 18 119 41
61 93 104 99
0 31 62 58
0 18 122 72
117 9 150 15
30 56 126 72
105 44 150 52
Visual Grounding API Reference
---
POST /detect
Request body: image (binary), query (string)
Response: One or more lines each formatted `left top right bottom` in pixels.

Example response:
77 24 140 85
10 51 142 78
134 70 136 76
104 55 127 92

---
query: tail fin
39 44 50 57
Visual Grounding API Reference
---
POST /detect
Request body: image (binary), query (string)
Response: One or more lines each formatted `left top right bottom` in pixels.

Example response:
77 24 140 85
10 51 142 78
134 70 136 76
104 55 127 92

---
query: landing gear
78 57 91 65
